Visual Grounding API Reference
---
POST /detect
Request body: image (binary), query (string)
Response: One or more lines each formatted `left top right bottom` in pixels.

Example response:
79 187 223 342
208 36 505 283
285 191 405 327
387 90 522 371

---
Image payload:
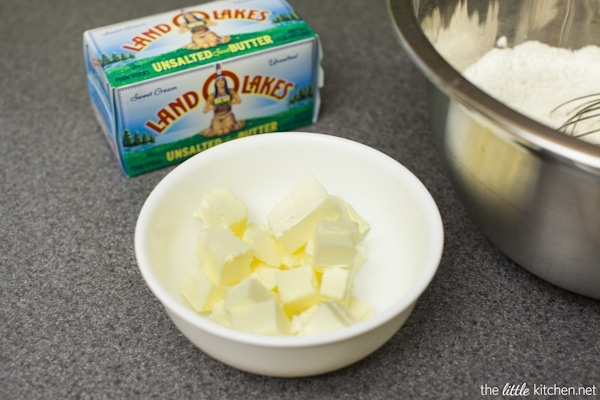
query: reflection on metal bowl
389 0 600 299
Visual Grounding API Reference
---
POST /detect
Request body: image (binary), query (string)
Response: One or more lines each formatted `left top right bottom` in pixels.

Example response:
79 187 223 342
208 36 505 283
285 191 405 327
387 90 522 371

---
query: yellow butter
320 266 352 303
194 187 248 236
250 263 279 291
331 196 370 241
223 276 274 312
208 300 230 327
242 224 285 267
229 298 291 336
309 220 359 269
183 175 375 336
280 248 306 270
292 300 356 336
268 174 339 253
276 264 320 317
180 265 227 313
347 296 375 322
224 277 291 335
196 226 252 286
350 246 367 276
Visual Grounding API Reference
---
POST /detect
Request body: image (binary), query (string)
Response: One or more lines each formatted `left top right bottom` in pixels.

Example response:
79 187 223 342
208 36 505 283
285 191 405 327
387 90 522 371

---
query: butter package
83 0 323 176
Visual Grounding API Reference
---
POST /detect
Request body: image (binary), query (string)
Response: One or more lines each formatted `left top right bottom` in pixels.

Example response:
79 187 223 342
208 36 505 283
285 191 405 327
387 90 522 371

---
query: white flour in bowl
463 40 600 145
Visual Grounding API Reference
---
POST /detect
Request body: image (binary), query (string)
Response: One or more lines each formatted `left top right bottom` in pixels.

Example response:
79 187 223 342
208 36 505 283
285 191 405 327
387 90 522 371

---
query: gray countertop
1 0 598 399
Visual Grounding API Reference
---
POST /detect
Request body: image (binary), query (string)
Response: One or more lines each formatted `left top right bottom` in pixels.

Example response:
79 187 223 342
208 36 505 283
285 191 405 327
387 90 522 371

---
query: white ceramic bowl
135 132 443 377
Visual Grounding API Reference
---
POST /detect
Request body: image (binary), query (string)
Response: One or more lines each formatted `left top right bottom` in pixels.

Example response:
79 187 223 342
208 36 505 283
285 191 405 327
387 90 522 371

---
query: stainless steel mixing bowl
388 0 600 299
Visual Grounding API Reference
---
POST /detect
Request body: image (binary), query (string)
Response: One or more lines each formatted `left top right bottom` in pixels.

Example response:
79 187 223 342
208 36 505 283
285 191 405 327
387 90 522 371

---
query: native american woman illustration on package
179 9 231 49
84 0 322 176
201 64 245 136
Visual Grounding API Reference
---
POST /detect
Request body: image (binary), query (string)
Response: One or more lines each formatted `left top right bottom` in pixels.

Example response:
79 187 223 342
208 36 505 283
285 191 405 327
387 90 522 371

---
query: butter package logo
84 0 323 176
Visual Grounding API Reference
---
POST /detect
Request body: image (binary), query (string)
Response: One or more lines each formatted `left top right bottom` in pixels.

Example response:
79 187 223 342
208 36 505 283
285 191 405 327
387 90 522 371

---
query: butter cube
243 224 285 267
181 177 375 337
292 300 356 336
224 277 291 335
250 263 279 291
331 196 370 241
268 175 338 253
196 226 252 286
309 220 358 269
320 266 352 303
280 248 306 269
179 265 227 313
223 277 274 312
351 246 366 275
276 264 320 316
347 296 374 322
229 298 291 335
194 187 248 236
209 300 230 327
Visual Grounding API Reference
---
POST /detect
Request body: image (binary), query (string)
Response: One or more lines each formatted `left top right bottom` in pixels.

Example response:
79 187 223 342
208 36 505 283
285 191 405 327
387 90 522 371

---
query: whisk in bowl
551 93 600 144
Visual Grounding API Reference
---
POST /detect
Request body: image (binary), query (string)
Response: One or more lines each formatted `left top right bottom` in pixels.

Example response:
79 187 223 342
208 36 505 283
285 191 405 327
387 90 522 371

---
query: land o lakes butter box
84 0 323 176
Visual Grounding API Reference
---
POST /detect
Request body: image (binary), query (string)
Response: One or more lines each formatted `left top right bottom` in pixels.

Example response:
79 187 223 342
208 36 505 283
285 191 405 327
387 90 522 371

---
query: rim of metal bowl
387 0 600 171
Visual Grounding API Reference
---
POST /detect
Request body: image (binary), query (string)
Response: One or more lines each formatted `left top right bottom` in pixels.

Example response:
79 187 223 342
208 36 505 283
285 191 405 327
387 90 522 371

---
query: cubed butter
229 298 291 336
250 263 279 291
347 296 374 322
243 224 285 267
309 220 358 269
208 300 230 327
194 187 248 236
179 265 227 313
268 174 339 253
223 277 291 335
292 300 356 336
320 266 352 303
280 248 306 270
181 175 374 336
346 246 367 276
197 226 252 286
223 277 274 312
331 196 370 241
276 264 320 316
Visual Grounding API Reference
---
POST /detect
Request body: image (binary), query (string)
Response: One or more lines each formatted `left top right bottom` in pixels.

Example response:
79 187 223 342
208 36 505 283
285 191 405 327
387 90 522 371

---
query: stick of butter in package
83 0 323 177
